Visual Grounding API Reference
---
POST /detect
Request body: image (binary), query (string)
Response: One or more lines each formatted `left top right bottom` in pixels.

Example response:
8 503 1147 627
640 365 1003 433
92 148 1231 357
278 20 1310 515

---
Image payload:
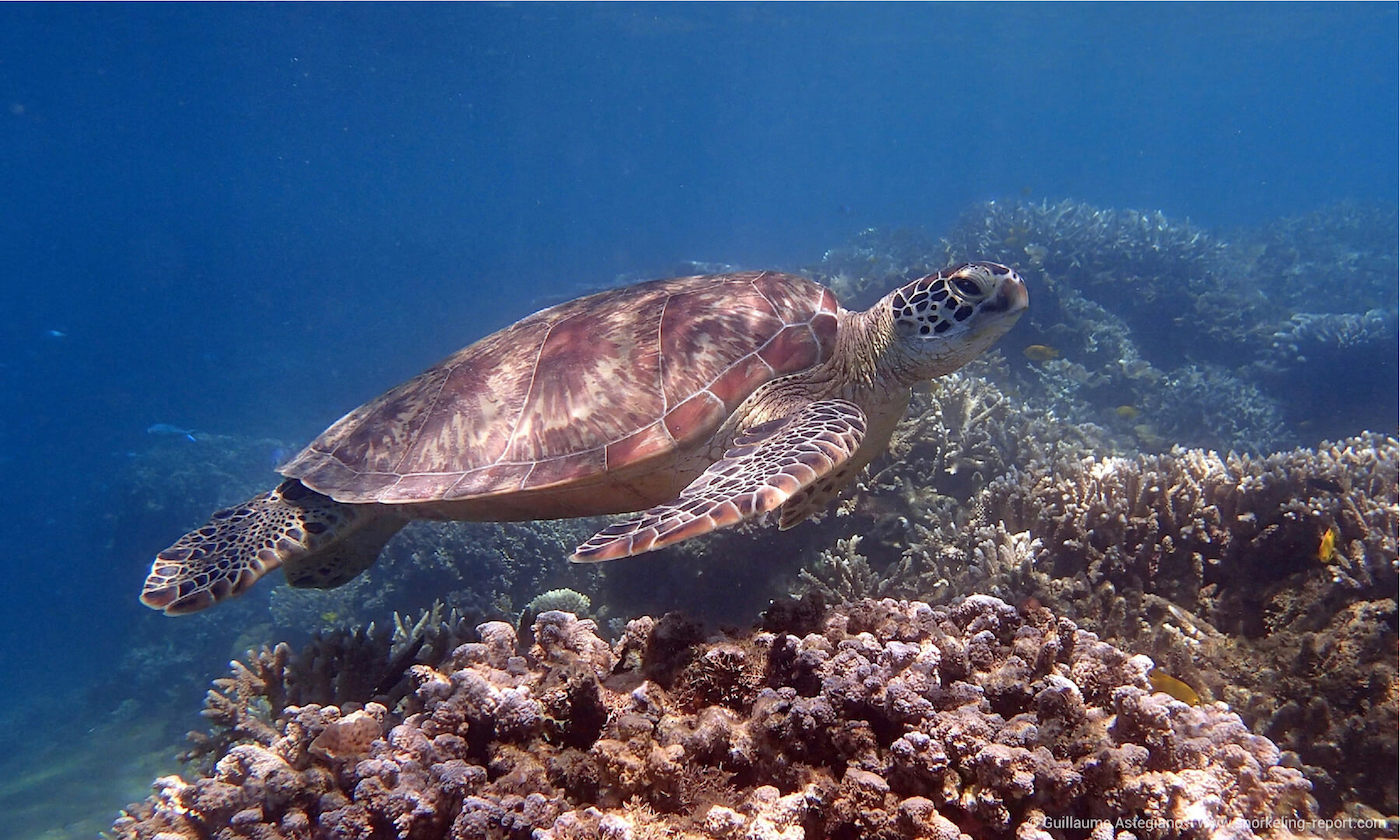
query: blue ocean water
0 4 1394 836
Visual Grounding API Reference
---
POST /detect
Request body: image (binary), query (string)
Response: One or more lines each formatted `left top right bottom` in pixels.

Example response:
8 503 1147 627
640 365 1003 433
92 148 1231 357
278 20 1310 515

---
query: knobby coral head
114 597 1319 840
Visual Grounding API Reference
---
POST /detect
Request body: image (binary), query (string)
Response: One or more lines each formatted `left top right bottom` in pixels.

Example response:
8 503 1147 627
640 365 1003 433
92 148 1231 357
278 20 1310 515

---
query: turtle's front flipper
140 479 391 615
571 400 866 562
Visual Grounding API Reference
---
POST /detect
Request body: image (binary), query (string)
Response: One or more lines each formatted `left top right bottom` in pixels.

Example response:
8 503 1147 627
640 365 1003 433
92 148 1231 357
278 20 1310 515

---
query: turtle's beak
981 268 1029 317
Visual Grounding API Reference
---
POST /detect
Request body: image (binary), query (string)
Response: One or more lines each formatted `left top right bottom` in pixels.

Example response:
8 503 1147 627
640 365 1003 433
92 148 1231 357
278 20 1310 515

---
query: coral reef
114 598 1322 840
183 603 482 773
1265 310 1399 366
791 370 1117 606
107 199 1397 837
774 384 1396 821
973 433 1397 629
954 434 1400 818
265 518 607 635
1231 202 1398 315
907 199 1396 452
1139 365 1287 457
937 199 1256 361
1251 308 1400 438
880 368 1116 506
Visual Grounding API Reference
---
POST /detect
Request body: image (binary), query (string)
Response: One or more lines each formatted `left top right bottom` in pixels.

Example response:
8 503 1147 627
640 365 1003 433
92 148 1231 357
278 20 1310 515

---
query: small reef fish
43 329 67 338
1306 476 1345 494
1148 669 1201 706
1001 223 1032 247
147 423 198 443
1114 405 1140 420
1118 357 1160 382
1318 525 1340 563
1022 344 1061 362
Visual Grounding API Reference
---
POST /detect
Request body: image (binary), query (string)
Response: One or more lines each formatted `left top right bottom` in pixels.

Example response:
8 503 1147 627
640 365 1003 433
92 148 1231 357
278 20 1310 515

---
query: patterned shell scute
281 272 840 503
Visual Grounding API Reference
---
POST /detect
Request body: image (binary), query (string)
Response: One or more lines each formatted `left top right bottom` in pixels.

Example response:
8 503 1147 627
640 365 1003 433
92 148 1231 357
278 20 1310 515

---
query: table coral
114 599 1320 840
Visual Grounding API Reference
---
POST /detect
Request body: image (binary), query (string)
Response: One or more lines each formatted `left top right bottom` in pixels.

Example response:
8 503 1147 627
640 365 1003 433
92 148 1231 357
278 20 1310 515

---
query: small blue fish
147 423 198 442
44 329 67 339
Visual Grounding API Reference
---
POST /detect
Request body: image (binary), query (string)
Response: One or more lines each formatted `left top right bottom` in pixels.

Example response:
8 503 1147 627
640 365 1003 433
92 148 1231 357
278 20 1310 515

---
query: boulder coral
114 599 1320 840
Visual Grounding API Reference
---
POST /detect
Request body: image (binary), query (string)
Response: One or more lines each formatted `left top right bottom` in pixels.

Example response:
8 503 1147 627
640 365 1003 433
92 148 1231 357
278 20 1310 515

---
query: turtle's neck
737 297 912 426
815 302 911 404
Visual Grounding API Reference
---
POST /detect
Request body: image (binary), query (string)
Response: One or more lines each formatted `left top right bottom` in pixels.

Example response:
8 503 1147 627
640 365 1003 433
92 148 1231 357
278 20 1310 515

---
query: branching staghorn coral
1251 307 1399 443
182 603 481 772
941 199 1231 284
1232 201 1399 314
1267 310 1400 363
970 433 1399 816
790 372 1114 607
932 199 1396 453
1142 364 1289 455
797 535 913 604
873 371 1116 508
981 434 1397 622
183 642 292 765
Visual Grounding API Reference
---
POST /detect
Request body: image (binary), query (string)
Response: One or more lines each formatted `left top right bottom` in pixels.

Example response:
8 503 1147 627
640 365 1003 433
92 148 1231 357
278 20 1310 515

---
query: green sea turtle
142 263 1027 615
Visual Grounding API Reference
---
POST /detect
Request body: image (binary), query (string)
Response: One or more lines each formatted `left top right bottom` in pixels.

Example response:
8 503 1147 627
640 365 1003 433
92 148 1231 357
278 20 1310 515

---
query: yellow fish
1114 405 1140 420
1022 344 1061 362
1148 669 1201 705
1318 526 1339 562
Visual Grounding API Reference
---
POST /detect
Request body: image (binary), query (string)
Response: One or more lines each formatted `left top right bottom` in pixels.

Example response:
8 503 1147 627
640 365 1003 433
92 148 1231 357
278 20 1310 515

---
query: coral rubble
114 599 1321 839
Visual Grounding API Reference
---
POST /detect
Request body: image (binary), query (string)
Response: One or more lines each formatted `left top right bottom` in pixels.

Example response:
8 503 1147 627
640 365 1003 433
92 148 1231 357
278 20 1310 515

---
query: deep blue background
0 4 1395 701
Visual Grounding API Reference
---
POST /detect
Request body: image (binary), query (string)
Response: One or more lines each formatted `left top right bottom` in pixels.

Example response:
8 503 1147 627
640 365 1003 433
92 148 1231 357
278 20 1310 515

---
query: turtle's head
883 261 1028 381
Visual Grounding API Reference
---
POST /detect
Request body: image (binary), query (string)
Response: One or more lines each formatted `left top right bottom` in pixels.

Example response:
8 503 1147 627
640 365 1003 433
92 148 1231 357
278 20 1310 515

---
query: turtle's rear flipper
571 399 866 562
140 479 384 615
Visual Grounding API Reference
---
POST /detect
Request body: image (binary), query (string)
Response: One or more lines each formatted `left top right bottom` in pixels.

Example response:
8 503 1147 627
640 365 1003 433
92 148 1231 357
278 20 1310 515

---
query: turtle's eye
953 277 982 298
